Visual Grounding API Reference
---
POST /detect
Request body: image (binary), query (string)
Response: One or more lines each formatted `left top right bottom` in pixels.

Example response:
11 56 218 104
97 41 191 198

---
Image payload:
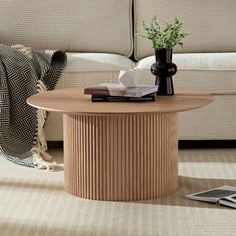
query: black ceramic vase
150 48 177 96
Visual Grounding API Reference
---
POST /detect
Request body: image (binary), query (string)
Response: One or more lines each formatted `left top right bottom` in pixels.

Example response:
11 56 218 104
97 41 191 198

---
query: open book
185 185 236 209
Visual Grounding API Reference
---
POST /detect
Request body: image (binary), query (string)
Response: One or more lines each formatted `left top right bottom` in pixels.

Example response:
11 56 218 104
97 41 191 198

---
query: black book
91 94 156 102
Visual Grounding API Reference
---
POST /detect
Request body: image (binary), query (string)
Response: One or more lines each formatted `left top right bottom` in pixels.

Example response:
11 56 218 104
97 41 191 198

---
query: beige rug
0 148 236 236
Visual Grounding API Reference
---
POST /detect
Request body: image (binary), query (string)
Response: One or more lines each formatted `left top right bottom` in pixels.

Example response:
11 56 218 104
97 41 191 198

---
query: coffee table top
27 87 213 114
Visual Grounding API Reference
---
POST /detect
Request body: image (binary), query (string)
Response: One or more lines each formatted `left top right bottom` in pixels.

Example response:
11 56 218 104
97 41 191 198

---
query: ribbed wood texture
63 113 178 201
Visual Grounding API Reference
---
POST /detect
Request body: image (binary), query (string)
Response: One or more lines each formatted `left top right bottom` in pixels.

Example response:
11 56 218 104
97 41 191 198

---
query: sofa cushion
135 53 236 94
64 53 135 73
0 0 133 56
57 52 134 87
135 53 236 140
44 52 134 140
134 0 236 59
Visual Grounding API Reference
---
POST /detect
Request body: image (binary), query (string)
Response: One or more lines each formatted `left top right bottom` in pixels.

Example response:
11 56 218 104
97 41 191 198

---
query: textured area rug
0 149 236 236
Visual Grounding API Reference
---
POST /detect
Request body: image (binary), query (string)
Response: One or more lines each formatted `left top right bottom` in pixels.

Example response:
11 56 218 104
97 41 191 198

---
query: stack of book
84 83 158 102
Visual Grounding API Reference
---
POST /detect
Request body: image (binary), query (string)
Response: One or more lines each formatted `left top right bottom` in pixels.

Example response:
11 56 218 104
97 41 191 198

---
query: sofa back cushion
0 0 133 56
134 0 236 59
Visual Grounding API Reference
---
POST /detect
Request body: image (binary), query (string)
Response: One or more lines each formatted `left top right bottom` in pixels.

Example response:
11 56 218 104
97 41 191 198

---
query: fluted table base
63 112 178 201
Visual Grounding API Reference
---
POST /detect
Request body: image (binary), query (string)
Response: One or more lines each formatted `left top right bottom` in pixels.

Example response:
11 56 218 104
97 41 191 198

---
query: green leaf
138 15 190 50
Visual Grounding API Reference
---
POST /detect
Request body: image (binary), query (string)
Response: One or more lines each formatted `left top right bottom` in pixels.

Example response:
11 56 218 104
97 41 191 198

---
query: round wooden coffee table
27 87 213 201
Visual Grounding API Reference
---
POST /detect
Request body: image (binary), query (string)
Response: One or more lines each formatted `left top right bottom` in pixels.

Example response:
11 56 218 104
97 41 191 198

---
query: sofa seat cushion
135 53 236 94
45 52 134 141
56 52 134 88
178 95 236 140
64 53 135 73
135 52 236 140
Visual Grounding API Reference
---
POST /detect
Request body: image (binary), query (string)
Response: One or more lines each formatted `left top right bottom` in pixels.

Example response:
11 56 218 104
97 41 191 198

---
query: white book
84 83 158 97
185 185 236 208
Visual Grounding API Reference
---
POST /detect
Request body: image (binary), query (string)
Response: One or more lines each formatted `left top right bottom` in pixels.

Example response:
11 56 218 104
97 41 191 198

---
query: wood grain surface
27 87 213 114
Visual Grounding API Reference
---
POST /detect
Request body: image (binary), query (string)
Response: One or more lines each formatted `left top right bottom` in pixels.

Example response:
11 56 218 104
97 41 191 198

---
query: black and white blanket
0 43 67 169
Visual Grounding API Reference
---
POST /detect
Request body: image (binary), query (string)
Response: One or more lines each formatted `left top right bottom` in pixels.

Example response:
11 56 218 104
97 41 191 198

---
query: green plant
139 16 190 50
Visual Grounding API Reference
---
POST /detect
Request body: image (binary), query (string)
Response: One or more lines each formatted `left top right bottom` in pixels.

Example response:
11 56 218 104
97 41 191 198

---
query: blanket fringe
31 148 57 171
11 44 33 59
31 80 58 170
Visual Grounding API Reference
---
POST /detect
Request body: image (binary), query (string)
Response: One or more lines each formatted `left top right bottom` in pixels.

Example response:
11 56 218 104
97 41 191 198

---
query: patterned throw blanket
0 43 67 170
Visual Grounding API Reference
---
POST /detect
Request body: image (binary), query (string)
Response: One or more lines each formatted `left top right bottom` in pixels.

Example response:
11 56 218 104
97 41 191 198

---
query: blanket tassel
31 80 58 170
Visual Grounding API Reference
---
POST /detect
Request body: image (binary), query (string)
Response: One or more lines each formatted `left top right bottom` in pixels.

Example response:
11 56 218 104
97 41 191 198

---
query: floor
0 148 236 236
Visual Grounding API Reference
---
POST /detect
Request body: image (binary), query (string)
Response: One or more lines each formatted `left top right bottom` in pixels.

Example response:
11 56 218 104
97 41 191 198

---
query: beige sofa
1 0 236 141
